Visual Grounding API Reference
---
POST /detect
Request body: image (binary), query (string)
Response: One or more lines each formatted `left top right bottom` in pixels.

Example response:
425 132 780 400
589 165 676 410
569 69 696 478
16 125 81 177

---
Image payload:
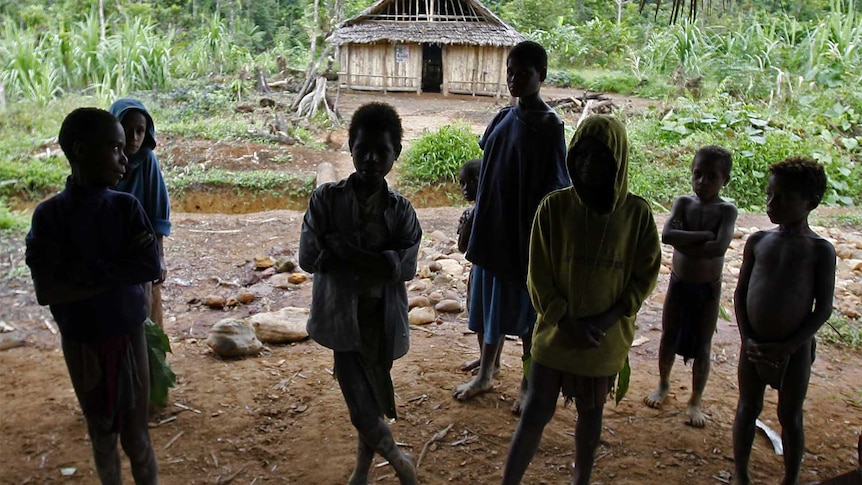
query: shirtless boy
645 146 738 427
732 157 836 485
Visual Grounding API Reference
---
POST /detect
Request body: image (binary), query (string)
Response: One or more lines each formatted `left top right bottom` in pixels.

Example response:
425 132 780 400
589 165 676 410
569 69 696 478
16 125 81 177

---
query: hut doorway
421 43 443 92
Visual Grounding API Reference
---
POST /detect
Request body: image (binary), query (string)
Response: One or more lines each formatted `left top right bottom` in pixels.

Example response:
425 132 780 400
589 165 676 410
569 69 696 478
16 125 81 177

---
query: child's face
506 57 542 99
122 110 147 157
691 155 728 202
570 137 616 212
459 171 478 202
351 127 400 189
76 121 129 187
766 174 812 225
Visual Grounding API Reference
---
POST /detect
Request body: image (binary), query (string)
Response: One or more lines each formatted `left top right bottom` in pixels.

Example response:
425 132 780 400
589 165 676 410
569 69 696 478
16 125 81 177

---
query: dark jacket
109 98 171 237
298 175 422 358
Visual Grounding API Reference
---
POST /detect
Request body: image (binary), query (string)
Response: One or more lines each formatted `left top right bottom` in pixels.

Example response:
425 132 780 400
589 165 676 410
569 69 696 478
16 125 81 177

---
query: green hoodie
528 115 661 377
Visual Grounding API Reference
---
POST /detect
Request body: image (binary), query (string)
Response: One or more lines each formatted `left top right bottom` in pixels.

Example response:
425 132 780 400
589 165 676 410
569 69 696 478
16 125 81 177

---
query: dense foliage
400 123 483 187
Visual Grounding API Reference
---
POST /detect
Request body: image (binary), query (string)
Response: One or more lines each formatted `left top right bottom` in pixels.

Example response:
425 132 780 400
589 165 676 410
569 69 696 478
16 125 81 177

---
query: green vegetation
399 123 483 188
818 313 862 352
166 165 315 199
0 199 28 231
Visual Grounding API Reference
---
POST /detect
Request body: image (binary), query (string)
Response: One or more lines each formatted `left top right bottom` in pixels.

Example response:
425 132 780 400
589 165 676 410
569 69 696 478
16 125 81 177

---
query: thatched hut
328 0 524 97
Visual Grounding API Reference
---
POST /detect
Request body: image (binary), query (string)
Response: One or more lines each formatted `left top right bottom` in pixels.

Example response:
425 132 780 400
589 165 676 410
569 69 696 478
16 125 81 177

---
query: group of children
27 39 837 485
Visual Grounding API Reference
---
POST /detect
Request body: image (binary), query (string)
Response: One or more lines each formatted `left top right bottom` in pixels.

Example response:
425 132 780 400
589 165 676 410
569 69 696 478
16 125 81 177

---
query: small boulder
409 307 436 325
206 319 262 357
249 307 310 343
288 273 307 284
435 299 462 313
409 296 431 309
205 295 227 309
237 290 255 304
427 291 444 305
269 273 294 289
255 256 276 270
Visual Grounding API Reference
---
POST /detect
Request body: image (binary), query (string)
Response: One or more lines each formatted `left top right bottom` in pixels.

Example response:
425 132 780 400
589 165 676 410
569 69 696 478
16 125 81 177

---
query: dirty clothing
668 272 722 364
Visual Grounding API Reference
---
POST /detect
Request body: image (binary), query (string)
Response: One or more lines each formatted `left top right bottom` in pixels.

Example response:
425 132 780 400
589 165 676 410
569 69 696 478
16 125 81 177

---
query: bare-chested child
456 159 504 375
732 157 836 485
299 103 421 485
644 146 738 427
455 41 570 414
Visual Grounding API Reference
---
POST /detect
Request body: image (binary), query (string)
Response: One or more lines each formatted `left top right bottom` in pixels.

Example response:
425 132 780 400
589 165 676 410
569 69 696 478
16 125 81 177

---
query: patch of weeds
818 312 862 352
0 154 68 200
0 199 29 232
588 72 640 94
287 126 326 150
399 123 482 188
270 153 295 164
813 211 862 228
164 165 315 198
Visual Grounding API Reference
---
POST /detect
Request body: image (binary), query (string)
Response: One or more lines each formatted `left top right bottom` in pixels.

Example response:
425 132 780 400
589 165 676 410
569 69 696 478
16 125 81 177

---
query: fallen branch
416 423 454 468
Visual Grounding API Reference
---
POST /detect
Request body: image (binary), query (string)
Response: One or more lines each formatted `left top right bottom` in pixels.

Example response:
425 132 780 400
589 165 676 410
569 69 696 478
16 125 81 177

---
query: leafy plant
145 319 176 407
818 312 862 352
400 123 482 187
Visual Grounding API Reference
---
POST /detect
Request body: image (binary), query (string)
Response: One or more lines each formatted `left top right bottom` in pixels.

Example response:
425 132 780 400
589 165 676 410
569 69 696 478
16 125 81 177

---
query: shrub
400 123 482 186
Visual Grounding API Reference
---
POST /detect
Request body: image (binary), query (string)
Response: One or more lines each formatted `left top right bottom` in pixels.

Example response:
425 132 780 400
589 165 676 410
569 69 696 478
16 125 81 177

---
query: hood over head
108 98 156 153
567 115 629 212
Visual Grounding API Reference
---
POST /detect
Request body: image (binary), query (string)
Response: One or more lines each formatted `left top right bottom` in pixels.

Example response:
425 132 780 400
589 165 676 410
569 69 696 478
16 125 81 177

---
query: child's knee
777 406 803 430
736 399 763 419
88 427 119 457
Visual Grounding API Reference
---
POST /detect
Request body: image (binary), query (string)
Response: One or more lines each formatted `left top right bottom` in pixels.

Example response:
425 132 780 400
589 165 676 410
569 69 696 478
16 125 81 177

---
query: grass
818 313 862 352
165 165 315 199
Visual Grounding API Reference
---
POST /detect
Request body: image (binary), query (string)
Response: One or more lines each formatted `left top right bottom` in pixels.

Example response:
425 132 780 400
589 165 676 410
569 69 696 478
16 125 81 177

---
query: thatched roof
329 0 524 47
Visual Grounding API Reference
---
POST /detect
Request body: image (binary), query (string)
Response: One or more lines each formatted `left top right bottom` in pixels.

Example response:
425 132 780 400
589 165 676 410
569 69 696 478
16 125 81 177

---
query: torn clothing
668 272 721 364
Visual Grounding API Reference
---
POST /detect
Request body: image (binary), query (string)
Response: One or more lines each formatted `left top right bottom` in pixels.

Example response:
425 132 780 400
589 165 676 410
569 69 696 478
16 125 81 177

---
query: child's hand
155 256 167 284
559 318 602 348
748 341 793 364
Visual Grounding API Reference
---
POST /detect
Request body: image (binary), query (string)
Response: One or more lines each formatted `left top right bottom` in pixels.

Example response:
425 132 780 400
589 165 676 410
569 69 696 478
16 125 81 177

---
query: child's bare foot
644 385 668 408
347 471 368 485
732 473 751 485
684 403 707 428
460 358 480 373
390 453 417 485
453 376 493 401
510 378 528 415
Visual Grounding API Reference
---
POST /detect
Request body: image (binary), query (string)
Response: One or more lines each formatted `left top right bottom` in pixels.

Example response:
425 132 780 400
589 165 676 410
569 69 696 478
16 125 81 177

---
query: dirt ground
1 89 860 485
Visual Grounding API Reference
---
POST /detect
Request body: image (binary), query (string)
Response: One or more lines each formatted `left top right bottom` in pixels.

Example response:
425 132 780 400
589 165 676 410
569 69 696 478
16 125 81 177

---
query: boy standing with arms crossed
733 158 836 485
299 103 421 485
26 108 161 484
502 115 661 485
645 146 738 427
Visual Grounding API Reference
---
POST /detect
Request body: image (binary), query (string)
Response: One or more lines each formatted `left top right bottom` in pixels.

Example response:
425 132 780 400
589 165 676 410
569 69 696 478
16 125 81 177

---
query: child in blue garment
454 40 570 415
26 108 161 484
299 102 421 485
109 98 171 328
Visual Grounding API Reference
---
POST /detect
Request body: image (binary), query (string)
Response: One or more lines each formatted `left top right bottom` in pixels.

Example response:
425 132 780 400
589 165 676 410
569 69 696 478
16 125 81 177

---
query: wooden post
345 44 352 90
494 47 504 101
441 45 448 96
382 43 388 94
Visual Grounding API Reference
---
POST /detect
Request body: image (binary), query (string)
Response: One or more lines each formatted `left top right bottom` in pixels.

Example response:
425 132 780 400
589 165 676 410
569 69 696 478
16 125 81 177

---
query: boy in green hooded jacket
501 115 661 485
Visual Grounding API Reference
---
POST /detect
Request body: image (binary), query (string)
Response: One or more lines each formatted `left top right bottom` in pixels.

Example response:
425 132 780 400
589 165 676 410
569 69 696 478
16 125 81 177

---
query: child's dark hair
769 157 828 208
58 108 119 160
459 158 481 181
348 102 403 148
695 145 733 179
508 40 548 75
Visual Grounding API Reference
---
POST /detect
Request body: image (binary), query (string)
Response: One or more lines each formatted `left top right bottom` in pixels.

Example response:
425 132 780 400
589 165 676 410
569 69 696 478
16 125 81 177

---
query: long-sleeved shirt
298 174 422 359
25 180 161 342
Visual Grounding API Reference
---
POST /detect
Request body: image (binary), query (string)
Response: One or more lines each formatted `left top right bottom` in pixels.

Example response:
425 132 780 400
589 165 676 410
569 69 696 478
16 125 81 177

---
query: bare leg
732 349 766 485
501 361 560 485
511 331 532 415
777 343 811 485
646 294 679 408
572 400 605 485
347 438 375 485
335 353 417 485
462 333 504 375
453 339 502 401
121 325 159 485
685 351 710 428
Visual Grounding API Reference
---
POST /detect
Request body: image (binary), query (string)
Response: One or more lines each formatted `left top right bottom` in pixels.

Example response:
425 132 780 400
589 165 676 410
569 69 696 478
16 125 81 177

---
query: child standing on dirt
109 98 171 328
501 115 661 485
456 158 504 375
299 102 421 485
732 157 836 485
644 145 738 427
25 108 161 484
455 40 570 414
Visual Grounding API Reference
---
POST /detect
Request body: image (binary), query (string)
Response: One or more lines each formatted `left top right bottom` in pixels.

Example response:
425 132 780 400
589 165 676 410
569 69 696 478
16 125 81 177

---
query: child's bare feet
684 402 707 427
644 385 668 408
453 375 494 401
390 453 417 485
732 473 751 485
460 358 480 373
510 377 528 415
